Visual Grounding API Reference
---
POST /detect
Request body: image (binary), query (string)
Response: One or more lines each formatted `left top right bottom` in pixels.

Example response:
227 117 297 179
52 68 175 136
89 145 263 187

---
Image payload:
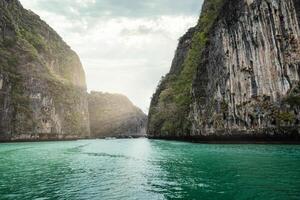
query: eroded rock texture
0 0 90 141
148 0 300 141
88 92 147 138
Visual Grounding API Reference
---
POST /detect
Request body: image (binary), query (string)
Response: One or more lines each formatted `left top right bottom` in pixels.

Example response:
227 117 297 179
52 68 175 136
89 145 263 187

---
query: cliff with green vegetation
0 0 90 141
88 92 147 138
148 0 300 142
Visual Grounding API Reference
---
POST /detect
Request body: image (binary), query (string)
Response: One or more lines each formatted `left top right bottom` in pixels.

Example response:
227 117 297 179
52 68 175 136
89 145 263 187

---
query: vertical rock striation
0 0 90 141
88 92 147 138
148 0 300 141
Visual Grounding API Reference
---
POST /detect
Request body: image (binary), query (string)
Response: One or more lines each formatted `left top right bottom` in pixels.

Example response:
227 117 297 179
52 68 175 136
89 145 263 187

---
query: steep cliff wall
0 0 90 141
147 27 196 136
148 0 300 141
88 92 147 138
148 0 225 137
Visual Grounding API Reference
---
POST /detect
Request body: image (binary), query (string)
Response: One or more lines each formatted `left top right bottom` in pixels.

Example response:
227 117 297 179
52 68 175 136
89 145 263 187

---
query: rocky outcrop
148 0 300 142
88 92 147 138
0 0 90 141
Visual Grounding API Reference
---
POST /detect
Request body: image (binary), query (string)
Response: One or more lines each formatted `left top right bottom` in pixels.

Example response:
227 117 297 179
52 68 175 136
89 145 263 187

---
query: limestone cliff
88 92 147 138
0 0 90 141
148 0 300 141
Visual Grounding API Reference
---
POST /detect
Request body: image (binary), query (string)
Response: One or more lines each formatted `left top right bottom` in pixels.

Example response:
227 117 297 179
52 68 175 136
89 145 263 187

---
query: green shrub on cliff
19 28 47 52
286 95 300 107
3 38 17 48
277 112 295 125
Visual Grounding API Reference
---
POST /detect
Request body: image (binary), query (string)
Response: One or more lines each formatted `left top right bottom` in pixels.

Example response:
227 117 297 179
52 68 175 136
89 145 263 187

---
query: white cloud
75 0 96 7
19 0 200 112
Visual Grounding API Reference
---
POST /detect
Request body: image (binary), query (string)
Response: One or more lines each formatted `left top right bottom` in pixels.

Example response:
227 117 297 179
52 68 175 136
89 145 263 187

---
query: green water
0 139 300 200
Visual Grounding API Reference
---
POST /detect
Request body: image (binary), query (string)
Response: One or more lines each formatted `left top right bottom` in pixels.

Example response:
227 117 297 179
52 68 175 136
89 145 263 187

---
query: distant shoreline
0 132 300 144
147 135 300 144
148 138 300 145
1 137 300 144
0 135 147 143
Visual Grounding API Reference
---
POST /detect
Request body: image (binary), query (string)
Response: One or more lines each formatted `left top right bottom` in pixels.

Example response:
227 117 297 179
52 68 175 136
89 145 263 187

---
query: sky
19 0 204 113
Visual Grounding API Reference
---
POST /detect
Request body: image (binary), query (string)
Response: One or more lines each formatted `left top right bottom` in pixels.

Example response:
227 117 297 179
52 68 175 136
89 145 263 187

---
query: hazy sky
19 0 204 112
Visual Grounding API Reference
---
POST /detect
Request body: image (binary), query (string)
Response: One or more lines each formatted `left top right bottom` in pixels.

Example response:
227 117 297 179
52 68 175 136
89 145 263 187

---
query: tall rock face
148 0 300 141
0 0 90 141
88 92 147 138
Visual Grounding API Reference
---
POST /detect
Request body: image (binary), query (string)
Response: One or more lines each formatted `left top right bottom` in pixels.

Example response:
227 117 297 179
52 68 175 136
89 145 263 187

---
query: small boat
105 137 116 140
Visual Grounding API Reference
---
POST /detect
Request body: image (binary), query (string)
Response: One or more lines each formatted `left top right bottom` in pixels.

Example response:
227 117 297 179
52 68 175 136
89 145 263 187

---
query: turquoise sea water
0 139 300 200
